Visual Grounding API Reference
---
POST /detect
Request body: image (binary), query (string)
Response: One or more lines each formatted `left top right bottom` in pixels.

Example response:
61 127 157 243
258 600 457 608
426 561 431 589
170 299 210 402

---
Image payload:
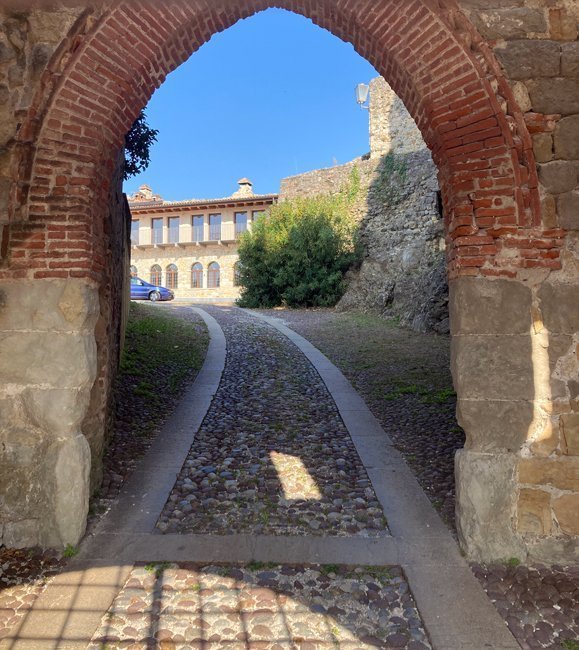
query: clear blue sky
123 8 378 201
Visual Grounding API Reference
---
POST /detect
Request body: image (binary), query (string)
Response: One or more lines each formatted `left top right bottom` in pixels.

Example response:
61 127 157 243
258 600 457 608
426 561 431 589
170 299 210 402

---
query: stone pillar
451 276 579 562
0 279 99 547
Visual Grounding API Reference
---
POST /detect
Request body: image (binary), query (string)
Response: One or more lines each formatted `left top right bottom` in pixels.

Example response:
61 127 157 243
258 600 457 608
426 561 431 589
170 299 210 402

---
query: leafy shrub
237 170 361 308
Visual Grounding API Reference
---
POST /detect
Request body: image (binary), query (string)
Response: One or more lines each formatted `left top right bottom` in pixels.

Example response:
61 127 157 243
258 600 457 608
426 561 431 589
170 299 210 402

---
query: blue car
130 277 174 302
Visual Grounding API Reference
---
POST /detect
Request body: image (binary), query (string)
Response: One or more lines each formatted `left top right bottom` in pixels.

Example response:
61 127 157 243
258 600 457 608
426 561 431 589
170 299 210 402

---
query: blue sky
124 8 378 201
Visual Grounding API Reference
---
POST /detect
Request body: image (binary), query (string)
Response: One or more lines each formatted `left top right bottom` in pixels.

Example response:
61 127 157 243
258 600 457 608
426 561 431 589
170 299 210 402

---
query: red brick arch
7 0 562 284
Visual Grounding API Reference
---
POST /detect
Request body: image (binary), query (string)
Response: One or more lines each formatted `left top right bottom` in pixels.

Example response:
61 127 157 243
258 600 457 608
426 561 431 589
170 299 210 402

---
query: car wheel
149 291 161 302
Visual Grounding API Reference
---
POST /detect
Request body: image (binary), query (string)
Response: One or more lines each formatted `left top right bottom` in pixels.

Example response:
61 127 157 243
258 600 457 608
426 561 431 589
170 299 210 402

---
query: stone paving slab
88 563 431 649
77 533 400 566
0 562 132 650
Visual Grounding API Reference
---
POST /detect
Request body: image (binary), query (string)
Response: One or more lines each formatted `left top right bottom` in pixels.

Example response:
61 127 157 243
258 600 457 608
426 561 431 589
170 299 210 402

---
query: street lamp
355 83 370 110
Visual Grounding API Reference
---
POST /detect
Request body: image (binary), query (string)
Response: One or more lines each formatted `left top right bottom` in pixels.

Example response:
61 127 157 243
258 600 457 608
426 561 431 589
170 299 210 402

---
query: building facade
128 179 278 301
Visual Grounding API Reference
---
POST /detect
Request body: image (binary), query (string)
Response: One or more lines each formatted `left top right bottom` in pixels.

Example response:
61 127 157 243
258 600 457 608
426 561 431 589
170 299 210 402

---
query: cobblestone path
157 308 388 537
1 307 521 650
89 563 430 649
256 310 460 530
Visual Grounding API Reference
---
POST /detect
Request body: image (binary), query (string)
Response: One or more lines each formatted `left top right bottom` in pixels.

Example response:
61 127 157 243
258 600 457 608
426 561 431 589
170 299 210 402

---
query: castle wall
280 78 446 332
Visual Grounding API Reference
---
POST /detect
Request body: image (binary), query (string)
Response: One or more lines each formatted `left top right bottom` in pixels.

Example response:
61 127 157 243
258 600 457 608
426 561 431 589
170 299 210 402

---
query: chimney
233 178 254 198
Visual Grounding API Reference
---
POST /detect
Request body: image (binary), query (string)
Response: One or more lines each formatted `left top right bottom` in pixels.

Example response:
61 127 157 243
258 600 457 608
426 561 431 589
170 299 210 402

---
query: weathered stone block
449 278 532 336
553 494 579 535
527 78 579 115
531 420 562 458
561 413 579 455
533 133 553 164
554 116 579 161
2 520 40 549
452 335 533 401
27 9 81 44
477 8 547 39
453 332 569 402
0 425 47 526
548 7 578 41
495 41 560 80
45 434 91 546
538 282 579 334
519 457 579 491
557 191 579 230
517 488 552 536
0 331 97 388
455 450 526 562
457 398 533 452
512 81 532 113
541 194 558 229
0 279 100 332
538 161 579 195
527 535 579 564
562 42 579 77
22 387 91 437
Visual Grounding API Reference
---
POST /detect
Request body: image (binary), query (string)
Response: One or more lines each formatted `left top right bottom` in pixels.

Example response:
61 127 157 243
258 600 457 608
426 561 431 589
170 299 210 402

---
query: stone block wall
0 7 128 546
83 151 131 493
450 0 579 563
339 151 446 332
369 77 426 158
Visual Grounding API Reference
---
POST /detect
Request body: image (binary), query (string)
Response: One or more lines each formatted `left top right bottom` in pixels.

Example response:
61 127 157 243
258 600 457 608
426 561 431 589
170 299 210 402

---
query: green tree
237 169 361 308
124 110 158 181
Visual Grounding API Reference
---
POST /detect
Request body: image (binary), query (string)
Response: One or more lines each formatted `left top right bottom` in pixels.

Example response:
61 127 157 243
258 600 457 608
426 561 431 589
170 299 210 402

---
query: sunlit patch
526 323 554 450
269 451 322 501
87 564 430 648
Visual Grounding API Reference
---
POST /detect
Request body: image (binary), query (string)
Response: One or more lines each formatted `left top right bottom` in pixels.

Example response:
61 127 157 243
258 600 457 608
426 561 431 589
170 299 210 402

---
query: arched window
130 265 138 278
208 262 220 289
233 262 242 287
150 264 162 285
191 263 203 289
166 263 178 290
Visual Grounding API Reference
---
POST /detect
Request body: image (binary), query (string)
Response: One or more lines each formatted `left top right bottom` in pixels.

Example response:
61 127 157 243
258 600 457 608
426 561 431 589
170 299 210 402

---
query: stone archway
0 0 577 562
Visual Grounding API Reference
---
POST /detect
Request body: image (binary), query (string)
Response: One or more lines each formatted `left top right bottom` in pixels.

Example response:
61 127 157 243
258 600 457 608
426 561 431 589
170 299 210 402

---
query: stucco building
128 179 278 301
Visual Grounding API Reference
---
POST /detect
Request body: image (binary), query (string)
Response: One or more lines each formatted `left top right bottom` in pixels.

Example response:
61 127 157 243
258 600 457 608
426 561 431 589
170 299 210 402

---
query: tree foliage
124 110 158 181
237 169 362 308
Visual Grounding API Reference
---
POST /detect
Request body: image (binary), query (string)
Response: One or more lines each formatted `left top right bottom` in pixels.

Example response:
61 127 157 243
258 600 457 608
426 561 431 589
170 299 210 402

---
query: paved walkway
1 307 519 649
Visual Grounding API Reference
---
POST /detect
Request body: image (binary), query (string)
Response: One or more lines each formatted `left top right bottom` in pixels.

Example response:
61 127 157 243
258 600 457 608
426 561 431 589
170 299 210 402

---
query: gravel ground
255 309 461 529
473 563 579 650
157 307 388 537
89 563 431 649
0 549 63 642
